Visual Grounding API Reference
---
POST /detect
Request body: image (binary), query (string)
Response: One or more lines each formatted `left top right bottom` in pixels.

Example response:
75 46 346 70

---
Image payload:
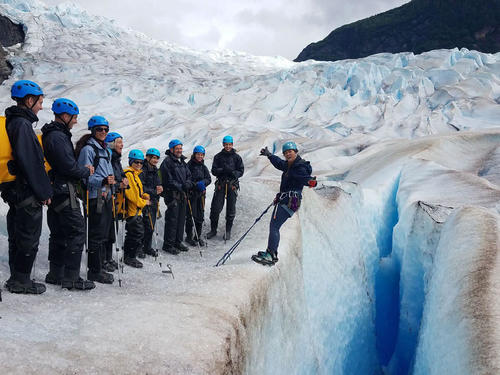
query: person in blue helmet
206 135 244 241
2 80 52 294
159 139 193 254
185 145 211 246
102 131 128 272
75 115 115 284
252 141 316 266
122 149 150 268
140 147 163 258
41 98 95 290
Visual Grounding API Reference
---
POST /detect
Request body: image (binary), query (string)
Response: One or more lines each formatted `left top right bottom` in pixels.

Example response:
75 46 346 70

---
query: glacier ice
0 0 499 374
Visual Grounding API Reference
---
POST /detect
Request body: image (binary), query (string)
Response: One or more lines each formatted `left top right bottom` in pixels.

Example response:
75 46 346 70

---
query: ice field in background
0 0 499 374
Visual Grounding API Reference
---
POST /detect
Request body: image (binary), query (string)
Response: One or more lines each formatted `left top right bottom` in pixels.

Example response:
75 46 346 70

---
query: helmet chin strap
56 114 73 128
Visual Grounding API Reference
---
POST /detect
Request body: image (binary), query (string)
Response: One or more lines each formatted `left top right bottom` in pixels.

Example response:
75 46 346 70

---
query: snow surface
0 0 499 374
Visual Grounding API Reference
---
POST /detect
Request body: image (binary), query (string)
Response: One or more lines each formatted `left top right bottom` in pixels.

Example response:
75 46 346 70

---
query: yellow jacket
123 167 150 218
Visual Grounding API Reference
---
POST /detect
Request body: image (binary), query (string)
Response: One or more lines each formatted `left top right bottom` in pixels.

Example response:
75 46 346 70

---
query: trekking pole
119 188 126 282
224 182 228 245
112 193 122 287
153 201 159 262
156 205 174 279
83 189 90 280
215 202 274 267
187 196 203 257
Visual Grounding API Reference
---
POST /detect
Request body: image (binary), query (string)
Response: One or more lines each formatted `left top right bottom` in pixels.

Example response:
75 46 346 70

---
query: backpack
0 115 51 190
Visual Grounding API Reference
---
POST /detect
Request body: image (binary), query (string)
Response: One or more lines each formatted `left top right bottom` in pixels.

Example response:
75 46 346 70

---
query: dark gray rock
0 14 25 85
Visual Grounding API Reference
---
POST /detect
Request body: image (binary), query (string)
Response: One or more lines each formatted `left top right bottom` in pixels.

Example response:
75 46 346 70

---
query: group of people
1 79 316 296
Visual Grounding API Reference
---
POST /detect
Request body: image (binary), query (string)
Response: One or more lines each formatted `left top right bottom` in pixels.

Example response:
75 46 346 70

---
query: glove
260 147 271 157
196 181 206 192
308 177 317 188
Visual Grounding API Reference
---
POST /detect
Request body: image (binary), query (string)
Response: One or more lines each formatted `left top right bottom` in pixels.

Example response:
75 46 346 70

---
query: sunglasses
95 127 109 133
132 160 144 165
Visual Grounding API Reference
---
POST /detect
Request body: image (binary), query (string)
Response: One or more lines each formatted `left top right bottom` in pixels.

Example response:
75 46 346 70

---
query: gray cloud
42 0 409 59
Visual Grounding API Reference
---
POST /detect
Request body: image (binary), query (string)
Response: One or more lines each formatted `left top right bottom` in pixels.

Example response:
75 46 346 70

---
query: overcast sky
43 0 409 60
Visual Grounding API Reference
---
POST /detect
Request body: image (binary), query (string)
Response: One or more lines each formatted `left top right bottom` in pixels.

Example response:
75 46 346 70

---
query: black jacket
268 155 312 194
141 161 161 202
5 106 52 201
160 150 193 194
211 149 244 182
111 149 125 184
187 156 211 194
41 120 90 197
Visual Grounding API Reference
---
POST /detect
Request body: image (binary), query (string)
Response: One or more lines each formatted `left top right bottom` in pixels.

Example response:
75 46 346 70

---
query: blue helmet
105 132 122 143
282 141 298 153
128 149 144 161
222 135 233 144
193 145 205 154
169 139 182 149
11 80 43 99
146 148 161 158
88 115 109 129
52 98 79 115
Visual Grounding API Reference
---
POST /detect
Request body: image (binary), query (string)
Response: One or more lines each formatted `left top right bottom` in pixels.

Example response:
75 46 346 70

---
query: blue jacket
4 105 52 201
160 150 193 195
77 137 114 199
41 121 90 197
140 161 161 203
268 154 312 194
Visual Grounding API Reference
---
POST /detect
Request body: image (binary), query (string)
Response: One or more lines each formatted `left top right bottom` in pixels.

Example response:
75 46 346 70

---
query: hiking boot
137 250 146 259
206 230 217 239
107 259 119 270
87 271 114 284
198 238 205 247
45 272 63 285
7 279 46 294
62 278 96 291
144 248 158 257
45 264 64 285
163 245 180 255
4 276 14 289
251 250 277 266
175 242 189 252
124 257 143 268
185 235 197 246
223 229 231 241
102 261 116 272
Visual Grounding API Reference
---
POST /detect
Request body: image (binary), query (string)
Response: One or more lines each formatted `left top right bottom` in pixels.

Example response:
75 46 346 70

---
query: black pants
47 196 85 276
87 197 112 274
186 193 204 239
209 182 237 231
163 196 186 247
104 217 117 263
124 215 144 258
4 186 43 280
142 204 158 252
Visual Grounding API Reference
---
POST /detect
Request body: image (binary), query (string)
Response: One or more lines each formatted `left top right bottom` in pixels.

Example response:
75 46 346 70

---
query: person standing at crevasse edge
206 135 244 241
140 147 163 258
252 141 316 266
160 139 193 255
76 115 115 284
42 98 95 290
1 80 52 294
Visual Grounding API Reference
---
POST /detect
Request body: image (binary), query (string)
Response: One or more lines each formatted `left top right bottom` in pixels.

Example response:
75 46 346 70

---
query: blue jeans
267 204 293 254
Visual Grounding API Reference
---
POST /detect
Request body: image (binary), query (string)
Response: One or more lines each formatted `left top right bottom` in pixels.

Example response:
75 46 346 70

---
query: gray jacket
77 137 114 199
